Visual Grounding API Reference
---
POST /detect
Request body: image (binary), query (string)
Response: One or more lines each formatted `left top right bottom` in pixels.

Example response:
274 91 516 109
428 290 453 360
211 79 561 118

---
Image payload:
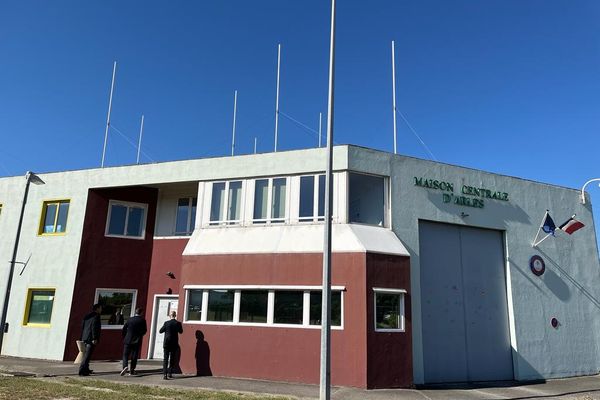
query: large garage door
419 221 513 383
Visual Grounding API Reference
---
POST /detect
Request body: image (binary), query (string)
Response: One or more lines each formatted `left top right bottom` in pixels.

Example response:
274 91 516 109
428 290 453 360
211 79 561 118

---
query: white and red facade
0 145 599 388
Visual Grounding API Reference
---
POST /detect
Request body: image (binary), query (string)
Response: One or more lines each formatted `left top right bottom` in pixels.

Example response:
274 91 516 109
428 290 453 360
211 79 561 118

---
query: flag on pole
541 213 557 236
559 217 585 235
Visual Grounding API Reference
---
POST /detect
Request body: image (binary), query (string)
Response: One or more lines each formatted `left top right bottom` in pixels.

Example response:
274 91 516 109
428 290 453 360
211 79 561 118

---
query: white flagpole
101 61 117 168
532 210 550 247
254 137 257 154
274 44 281 152
391 40 398 154
320 0 336 398
136 114 144 164
231 90 238 156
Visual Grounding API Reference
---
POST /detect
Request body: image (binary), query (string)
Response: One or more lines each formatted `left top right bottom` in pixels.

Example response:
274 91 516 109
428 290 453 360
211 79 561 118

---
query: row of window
185 288 343 328
210 175 327 225
21 287 405 333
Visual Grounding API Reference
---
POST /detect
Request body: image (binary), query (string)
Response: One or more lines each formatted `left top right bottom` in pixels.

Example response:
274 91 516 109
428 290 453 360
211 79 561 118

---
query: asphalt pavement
1 356 600 399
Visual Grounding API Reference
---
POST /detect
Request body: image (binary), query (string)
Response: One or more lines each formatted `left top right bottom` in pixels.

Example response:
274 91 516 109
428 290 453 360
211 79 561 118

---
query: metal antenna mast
391 40 398 154
231 90 238 156
318 112 323 148
101 61 117 168
136 114 144 164
274 44 281 152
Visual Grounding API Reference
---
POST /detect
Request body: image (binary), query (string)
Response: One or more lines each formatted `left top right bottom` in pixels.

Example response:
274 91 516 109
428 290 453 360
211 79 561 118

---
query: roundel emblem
530 255 545 276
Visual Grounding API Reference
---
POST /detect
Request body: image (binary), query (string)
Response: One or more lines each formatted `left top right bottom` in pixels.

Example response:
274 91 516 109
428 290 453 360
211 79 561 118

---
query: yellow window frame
22 287 56 328
38 199 70 236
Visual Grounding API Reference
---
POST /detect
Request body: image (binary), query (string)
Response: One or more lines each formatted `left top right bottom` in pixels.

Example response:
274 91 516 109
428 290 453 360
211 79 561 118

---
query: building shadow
195 330 212 376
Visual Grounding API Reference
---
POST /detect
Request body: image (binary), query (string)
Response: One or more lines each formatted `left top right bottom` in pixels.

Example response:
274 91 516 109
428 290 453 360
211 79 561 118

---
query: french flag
559 217 585 235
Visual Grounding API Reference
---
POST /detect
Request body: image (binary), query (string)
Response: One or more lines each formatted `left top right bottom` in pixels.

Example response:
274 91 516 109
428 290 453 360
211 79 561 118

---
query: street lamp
0 171 45 354
581 178 600 204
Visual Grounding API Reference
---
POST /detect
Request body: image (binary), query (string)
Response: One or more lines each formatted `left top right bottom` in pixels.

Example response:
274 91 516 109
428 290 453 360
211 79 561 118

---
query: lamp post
581 178 600 204
0 171 45 354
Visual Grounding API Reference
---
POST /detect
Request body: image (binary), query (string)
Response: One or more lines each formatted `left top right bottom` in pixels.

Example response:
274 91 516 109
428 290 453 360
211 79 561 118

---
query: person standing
120 307 147 376
79 303 102 376
159 311 183 379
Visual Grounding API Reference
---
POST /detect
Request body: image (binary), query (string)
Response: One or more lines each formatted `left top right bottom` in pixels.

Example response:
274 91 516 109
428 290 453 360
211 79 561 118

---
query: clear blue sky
1 1 599 242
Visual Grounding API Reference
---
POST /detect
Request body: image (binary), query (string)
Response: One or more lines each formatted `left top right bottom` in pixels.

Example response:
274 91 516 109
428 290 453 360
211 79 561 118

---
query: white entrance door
150 296 179 359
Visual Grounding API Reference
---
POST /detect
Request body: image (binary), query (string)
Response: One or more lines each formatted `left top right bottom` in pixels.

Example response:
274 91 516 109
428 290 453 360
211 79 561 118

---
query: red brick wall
63 187 157 361
177 252 368 388
366 253 413 388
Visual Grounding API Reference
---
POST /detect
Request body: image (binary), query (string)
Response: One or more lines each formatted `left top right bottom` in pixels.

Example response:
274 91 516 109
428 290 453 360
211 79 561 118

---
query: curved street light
0 171 45 354
581 178 600 204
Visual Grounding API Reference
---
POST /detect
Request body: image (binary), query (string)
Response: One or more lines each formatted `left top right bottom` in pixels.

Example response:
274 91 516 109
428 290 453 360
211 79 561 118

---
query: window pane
318 175 326 217
175 198 190 234
207 290 234 322
97 291 135 326
43 203 58 233
376 293 401 330
253 179 269 220
186 290 203 321
190 198 197 231
239 290 268 323
108 205 127 235
126 207 144 237
274 291 303 324
349 173 385 226
271 178 286 220
27 290 55 324
299 176 315 219
309 291 341 326
210 183 226 222
228 181 242 221
56 202 69 233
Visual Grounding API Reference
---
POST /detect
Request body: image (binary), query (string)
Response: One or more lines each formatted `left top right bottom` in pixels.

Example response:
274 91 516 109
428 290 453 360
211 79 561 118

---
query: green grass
0 376 293 400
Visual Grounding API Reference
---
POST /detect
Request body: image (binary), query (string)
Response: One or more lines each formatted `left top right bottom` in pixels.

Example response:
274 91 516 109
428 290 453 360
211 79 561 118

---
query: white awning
182 223 409 256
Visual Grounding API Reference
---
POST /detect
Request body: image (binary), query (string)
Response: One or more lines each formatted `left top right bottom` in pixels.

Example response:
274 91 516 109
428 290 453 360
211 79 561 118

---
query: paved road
1 356 600 399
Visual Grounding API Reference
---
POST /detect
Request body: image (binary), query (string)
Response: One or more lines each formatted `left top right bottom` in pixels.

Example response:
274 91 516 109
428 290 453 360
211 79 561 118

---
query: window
39 200 70 234
253 177 287 224
349 173 386 226
299 175 325 222
106 201 148 239
186 289 203 321
175 197 197 235
210 181 243 225
374 288 405 332
183 286 344 329
95 289 137 328
23 289 55 326
309 291 342 327
239 290 268 323
274 291 304 325
207 290 234 322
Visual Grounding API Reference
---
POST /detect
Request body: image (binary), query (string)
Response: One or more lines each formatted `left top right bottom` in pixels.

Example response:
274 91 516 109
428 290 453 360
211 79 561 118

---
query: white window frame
209 180 244 226
94 288 138 330
174 197 197 235
373 287 406 333
105 200 148 240
182 285 344 330
347 172 390 228
298 174 326 223
252 177 290 224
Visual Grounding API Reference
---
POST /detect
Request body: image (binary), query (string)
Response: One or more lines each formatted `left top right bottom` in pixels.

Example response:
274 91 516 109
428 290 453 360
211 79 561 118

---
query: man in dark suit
120 307 147 376
79 303 102 376
159 310 183 379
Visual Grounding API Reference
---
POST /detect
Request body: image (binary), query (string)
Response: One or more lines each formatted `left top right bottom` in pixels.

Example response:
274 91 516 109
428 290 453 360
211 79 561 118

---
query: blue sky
1 1 599 242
